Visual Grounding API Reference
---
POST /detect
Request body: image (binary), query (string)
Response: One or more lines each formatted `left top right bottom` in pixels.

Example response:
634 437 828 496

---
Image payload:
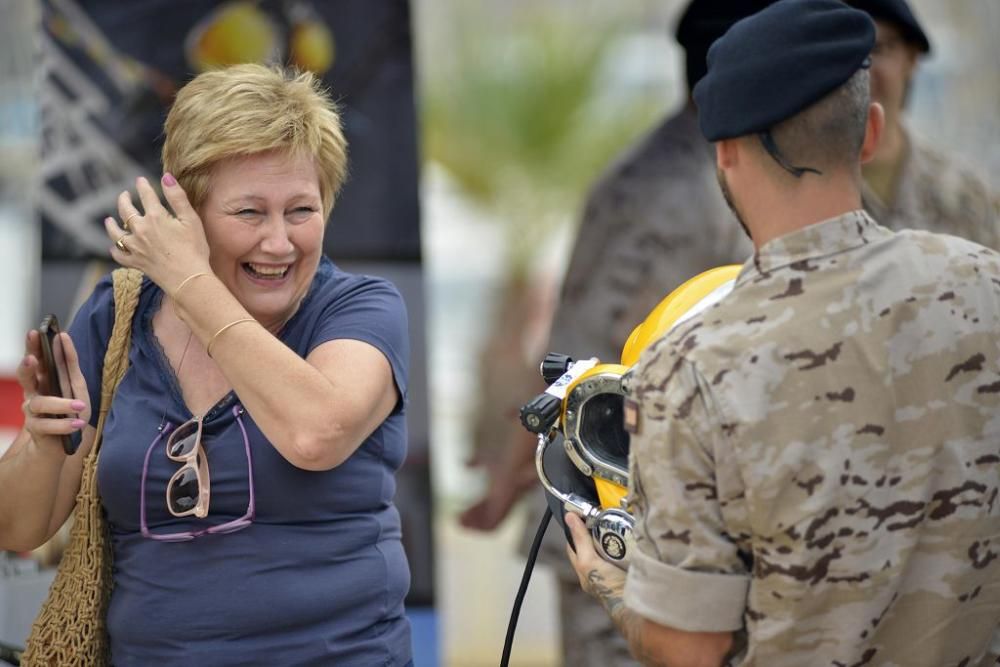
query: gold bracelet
206 317 256 358
173 272 210 298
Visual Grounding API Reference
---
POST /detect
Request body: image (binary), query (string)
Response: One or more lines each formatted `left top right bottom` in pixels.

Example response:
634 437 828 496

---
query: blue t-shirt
69 257 412 666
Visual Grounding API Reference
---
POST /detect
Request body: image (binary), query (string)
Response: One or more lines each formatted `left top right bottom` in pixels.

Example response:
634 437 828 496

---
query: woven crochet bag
22 268 143 666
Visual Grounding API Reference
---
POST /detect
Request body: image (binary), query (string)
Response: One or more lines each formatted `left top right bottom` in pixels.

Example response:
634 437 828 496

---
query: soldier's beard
717 168 752 242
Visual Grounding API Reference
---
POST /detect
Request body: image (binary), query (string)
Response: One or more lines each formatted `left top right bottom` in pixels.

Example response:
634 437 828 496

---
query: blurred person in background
567 1 1000 664
847 0 999 244
461 2 775 664
0 64 413 666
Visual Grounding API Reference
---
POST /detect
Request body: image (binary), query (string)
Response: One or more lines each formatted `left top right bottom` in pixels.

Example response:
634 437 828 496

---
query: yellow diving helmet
520 265 742 567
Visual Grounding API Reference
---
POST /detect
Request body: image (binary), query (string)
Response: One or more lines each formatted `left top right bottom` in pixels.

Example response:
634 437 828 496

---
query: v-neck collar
141 289 236 423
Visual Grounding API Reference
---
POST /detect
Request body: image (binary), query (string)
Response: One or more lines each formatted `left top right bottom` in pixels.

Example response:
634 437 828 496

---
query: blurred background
1 1 998 666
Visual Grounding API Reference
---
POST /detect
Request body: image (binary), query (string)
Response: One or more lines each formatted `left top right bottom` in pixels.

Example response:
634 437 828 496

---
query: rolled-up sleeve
624 338 749 632
626 548 749 631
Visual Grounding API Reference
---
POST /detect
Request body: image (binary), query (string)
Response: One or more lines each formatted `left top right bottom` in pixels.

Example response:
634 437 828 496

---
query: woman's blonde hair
162 64 348 217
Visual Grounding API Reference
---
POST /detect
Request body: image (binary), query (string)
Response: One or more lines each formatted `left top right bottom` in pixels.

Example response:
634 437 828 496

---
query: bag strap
19 268 144 667
92 268 143 453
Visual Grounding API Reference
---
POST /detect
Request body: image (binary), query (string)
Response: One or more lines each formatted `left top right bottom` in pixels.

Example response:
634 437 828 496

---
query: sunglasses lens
168 467 200 513
168 421 199 458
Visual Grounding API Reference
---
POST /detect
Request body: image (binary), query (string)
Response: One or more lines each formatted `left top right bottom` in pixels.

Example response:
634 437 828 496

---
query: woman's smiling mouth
243 262 291 280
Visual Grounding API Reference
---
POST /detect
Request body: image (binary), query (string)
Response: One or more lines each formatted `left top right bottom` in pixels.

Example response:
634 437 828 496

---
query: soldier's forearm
585 567 735 667
584 569 672 666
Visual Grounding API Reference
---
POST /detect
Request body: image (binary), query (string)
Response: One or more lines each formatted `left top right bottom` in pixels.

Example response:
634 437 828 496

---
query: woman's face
199 150 325 331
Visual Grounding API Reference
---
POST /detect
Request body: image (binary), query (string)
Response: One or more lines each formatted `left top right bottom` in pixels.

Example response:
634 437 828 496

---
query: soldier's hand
565 512 627 599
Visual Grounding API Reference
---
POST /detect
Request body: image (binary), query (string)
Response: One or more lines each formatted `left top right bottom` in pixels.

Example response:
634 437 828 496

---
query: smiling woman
0 64 414 666
198 150 326 331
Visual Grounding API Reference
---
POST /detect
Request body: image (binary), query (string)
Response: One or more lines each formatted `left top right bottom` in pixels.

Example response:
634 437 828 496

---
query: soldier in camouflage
619 210 1000 665
565 1 1000 665
847 0 1000 247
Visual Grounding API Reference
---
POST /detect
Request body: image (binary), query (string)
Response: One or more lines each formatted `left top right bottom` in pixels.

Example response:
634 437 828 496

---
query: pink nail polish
71 418 86 429
162 172 177 187
71 400 86 411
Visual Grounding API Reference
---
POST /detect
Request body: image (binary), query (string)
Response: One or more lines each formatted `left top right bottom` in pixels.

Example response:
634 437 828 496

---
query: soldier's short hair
752 68 871 177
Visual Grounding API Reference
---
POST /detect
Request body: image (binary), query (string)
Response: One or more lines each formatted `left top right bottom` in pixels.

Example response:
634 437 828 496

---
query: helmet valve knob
540 352 574 384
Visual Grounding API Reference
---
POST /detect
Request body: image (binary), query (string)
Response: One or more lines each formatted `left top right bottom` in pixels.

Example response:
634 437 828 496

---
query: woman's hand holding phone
17 320 91 456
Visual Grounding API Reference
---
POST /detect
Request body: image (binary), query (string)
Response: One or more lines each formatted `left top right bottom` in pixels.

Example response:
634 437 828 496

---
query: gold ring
123 212 140 232
115 235 131 253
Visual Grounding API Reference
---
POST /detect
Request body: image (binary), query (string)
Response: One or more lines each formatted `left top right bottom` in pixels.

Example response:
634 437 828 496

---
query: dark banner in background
41 0 421 261
40 0 433 603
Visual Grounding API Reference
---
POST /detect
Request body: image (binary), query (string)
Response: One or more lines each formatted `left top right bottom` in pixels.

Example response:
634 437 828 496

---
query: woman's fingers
117 190 142 227
16 331 43 392
103 216 127 242
60 333 91 419
22 385 87 440
15 352 39 394
104 216 134 265
52 333 72 398
160 172 197 221
24 329 41 359
118 175 189 227
24 414 87 436
25 394 84 417
135 176 167 220
17 331 88 448
107 175 211 286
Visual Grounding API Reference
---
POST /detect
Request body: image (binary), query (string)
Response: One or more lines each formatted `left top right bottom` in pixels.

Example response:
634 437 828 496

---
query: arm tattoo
585 569 671 667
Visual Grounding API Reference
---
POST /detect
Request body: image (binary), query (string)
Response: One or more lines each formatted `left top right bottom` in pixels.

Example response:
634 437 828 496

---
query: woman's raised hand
105 174 213 295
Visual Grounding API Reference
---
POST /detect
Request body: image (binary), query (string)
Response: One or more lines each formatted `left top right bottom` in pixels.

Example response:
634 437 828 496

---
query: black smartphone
38 314 78 455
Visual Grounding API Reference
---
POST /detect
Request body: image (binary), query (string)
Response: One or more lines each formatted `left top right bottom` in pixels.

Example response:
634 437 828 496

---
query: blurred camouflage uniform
862 128 1000 248
545 105 751 366
626 210 1000 665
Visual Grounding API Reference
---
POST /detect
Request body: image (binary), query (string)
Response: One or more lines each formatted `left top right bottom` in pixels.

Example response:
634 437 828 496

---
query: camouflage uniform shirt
625 210 1000 666
862 127 1000 249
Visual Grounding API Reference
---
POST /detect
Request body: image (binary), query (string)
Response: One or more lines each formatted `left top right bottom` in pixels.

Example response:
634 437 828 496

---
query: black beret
693 0 876 142
674 0 779 89
845 0 931 53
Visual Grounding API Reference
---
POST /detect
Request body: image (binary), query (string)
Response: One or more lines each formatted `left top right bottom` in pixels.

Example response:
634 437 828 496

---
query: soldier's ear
716 139 739 170
860 102 885 165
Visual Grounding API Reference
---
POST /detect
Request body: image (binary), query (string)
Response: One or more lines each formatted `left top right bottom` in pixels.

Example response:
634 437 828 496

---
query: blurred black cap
693 0 875 141
846 0 931 53
674 0 779 90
